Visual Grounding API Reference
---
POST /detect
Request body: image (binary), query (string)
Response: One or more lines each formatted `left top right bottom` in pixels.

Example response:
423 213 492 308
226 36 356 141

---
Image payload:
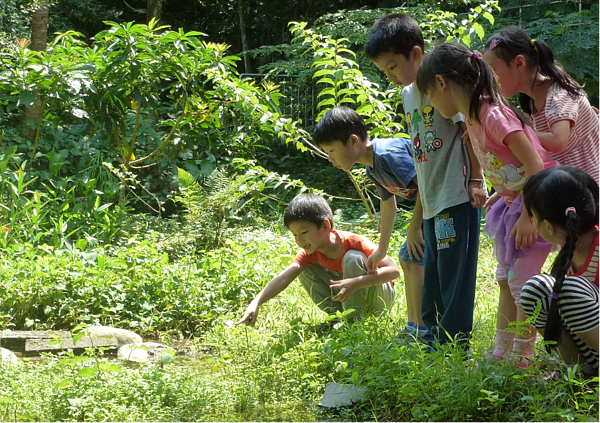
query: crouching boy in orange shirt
236 193 398 327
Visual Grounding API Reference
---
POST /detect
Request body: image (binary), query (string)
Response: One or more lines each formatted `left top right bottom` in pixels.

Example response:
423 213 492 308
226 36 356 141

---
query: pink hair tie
472 51 482 61
565 207 576 216
489 38 502 50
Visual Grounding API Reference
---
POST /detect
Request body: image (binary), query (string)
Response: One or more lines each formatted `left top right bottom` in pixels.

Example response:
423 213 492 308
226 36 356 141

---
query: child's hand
406 224 425 261
484 192 501 213
468 180 487 208
510 211 538 249
366 248 385 273
330 279 358 303
235 304 259 327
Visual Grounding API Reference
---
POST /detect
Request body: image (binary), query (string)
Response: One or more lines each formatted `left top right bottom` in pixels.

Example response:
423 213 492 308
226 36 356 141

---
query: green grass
0 214 597 422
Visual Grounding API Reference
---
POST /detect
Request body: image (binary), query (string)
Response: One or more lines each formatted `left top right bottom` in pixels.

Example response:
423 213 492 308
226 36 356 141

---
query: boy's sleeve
294 250 314 268
367 168 394 202
385 138 417 187
347 233 376 257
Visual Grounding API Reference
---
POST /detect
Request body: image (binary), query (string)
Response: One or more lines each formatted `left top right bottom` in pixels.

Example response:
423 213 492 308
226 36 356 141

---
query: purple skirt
484 195 551 265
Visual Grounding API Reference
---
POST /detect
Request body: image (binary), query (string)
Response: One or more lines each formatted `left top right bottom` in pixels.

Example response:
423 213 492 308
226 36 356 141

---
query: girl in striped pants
521 166 599 376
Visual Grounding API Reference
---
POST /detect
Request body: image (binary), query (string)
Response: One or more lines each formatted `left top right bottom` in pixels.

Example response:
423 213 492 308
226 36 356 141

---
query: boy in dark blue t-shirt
313 106 427 337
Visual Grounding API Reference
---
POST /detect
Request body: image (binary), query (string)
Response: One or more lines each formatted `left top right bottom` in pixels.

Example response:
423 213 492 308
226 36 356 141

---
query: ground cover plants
0 214 598 422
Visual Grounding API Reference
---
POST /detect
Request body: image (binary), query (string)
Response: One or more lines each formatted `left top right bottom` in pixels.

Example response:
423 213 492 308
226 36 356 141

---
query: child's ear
349 134 360 146
435 75 448 91
411 45 423 61
321 219 332 232
540 219 556 236
513 54 527 71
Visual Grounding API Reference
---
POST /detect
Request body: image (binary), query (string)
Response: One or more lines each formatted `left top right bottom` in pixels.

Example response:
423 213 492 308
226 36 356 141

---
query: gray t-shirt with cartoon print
401 82 471 220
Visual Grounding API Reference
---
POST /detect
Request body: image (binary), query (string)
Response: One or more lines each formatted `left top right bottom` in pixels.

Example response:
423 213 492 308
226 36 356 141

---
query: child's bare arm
535 120 571 153
366 196 396 273
235 262 303 327
505 131 544 249
462 129 487 208
330 256 400 302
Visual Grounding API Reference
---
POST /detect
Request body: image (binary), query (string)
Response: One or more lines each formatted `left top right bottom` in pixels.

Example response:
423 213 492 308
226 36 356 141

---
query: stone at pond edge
1 347 18 365
84 326 142 346
117 342 173 363
318 382 366 408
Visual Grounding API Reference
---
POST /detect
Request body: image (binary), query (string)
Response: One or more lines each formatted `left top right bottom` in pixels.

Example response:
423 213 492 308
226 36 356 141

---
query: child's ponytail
484 27 584 114
523 166 598 353
545 209 580 351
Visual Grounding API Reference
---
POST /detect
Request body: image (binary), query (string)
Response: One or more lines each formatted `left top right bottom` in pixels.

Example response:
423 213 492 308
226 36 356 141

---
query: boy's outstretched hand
330 279 358 303
235 303 259 327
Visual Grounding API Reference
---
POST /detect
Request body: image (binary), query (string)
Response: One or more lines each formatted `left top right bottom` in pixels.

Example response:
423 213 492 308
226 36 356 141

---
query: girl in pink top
483 26 599 184
416 42 559 368
521 166 599 376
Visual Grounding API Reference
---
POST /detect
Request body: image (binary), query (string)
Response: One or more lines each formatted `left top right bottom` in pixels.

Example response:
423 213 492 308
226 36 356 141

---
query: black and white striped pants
521 274 599 372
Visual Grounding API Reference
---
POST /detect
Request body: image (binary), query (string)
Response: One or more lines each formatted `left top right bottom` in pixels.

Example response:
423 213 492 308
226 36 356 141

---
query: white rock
84 326 142 346
1 347 18 365
117 342 172 363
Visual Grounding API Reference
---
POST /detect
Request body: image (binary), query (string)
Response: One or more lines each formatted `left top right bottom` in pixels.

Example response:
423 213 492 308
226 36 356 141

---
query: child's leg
491 272 517 359
420 217 443 339
507 242 554 367
400 260 425 326
341 250 396 318
298 265 343 315
398 240 426 335
422 204 480 346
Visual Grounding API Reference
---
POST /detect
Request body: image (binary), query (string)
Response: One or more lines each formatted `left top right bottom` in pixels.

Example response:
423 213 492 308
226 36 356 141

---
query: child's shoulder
372 136 412 149
401 82 421 99
336 230 371 244
371 137 414 164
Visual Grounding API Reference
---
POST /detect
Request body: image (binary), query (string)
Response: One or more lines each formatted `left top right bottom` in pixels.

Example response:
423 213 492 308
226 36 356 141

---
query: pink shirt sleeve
484 106 524 146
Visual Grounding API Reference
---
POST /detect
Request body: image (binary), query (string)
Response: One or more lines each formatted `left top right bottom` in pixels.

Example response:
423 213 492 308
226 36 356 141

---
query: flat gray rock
0 327 142 355
318 382 366 408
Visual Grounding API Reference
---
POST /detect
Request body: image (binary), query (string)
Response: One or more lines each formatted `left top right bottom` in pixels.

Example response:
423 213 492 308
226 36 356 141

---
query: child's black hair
523 166 599 352
364 13 424 61
484 26 584 115
416 42 529 125
284 193 334 229
313 106 368 149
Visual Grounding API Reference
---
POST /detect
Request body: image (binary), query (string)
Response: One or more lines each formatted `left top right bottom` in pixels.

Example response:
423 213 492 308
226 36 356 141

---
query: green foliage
175 161 308 249
0 19 315 243
0 226 295 335
522 6 599 102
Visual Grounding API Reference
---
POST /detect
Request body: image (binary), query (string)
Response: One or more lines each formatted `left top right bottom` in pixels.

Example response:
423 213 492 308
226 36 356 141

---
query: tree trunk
21 0 49 140
237 0 251 73
147 0 162 24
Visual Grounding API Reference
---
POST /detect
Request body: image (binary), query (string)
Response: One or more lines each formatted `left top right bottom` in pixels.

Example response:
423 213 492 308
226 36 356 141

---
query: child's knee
520 274 554 329
342 250 368 275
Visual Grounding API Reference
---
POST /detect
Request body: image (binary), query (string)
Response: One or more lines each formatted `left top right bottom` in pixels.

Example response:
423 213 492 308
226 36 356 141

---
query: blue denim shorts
399 239 425 265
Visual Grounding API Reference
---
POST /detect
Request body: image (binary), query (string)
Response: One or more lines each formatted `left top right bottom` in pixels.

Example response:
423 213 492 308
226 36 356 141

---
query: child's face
531 213 564 245
322 139 358 172
483 50 519 98
425 81 457 120
372 51 420 87
288 220 329 254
